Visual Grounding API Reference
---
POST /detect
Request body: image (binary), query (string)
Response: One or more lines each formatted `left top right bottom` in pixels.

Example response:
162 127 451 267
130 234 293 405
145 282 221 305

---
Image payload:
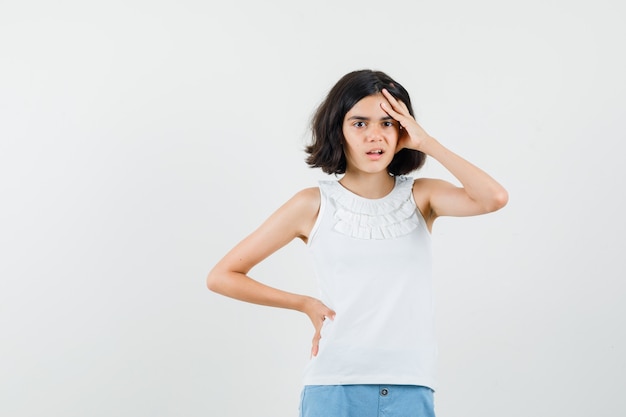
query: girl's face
342 93 400 175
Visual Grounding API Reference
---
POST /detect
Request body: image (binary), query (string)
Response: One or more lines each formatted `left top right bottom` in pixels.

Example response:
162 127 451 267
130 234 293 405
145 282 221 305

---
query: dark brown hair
306 69 426 175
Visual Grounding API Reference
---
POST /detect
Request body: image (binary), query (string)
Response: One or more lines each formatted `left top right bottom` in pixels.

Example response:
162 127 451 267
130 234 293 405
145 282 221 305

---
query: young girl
207 69 508 417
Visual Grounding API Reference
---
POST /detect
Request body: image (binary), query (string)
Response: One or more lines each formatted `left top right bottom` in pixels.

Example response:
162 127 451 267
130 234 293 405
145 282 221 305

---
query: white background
1 1 625 416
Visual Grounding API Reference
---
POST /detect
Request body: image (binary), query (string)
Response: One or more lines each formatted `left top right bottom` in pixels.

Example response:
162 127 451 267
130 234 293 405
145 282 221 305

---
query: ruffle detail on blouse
322 176 419 240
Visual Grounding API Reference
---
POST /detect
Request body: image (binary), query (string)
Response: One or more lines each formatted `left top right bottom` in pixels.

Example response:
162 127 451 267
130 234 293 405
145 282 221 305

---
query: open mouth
366 149 384 155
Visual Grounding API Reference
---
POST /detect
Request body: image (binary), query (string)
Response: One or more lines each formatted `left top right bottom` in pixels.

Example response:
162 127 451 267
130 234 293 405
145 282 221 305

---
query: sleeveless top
303 175 437 390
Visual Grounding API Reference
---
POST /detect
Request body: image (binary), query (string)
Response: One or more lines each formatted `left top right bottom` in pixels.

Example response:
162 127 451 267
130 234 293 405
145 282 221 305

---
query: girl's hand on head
301 296 335 358
380 88 433 153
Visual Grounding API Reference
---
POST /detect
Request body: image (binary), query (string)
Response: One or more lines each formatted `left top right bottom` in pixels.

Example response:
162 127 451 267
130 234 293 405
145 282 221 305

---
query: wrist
293 294 313 313
417 135 440 155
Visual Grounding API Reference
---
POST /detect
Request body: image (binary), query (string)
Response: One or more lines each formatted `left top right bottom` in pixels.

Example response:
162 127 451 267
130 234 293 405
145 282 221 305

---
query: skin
206 89 508 357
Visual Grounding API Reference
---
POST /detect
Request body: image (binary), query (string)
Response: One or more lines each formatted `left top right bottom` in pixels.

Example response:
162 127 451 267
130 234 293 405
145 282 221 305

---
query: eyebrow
346 115 394 121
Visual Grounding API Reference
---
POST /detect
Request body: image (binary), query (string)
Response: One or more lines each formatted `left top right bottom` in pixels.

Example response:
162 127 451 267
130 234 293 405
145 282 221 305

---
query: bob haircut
306 69 426 175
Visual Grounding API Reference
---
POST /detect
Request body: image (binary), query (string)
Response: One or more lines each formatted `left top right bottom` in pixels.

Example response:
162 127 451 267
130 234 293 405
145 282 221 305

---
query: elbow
488 188 509 212
206 269 221 293
207 264 245 295
476 186 508 213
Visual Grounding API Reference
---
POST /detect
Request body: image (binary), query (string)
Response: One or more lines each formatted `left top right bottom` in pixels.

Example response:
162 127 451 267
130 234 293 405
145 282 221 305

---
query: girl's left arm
381 89 508 219
415 136 508 217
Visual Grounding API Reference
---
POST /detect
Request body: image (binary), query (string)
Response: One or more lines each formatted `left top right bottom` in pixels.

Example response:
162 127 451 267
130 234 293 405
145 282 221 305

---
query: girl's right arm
206 187 335 356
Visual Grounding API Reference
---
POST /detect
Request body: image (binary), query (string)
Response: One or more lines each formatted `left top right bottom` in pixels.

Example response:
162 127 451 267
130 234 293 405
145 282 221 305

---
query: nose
366 124 384 141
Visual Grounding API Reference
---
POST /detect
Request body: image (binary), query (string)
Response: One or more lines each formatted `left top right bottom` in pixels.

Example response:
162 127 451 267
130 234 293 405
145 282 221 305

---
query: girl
207 69 508 417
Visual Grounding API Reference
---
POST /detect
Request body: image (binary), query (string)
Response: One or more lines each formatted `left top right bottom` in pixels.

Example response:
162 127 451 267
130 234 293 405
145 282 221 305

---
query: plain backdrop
1 1 625 416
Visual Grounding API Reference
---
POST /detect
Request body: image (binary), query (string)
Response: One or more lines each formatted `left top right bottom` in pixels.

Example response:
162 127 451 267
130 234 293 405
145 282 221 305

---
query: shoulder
253 187 321 243
283 187 321 221
290 186 321 209
267 187 320 220
286 187 321 241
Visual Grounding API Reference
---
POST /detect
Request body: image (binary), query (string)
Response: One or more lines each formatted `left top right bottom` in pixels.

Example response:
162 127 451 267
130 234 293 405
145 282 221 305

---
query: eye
383 121 395 127
353 121 366 128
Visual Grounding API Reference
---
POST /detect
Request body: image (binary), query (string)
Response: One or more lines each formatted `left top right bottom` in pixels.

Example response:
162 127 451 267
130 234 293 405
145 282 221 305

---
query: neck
339 170 395 199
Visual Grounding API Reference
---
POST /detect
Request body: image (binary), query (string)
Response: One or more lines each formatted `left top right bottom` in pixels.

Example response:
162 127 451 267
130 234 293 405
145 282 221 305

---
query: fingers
380 99 400 119
304 298 336 357
311 328 321 357
380 90 412 133
311 316 325 357
310 299 335 323
381 88 409 115
311 308 335 358
324 307 336 321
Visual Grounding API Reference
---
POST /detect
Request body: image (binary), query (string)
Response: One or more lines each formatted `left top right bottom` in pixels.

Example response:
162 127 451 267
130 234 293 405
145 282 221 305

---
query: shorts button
381 388 389 396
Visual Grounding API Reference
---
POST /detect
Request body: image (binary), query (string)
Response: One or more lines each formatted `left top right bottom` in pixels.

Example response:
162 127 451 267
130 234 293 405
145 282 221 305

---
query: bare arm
206 187 335 356
381 89 508 223
414 138 509 218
